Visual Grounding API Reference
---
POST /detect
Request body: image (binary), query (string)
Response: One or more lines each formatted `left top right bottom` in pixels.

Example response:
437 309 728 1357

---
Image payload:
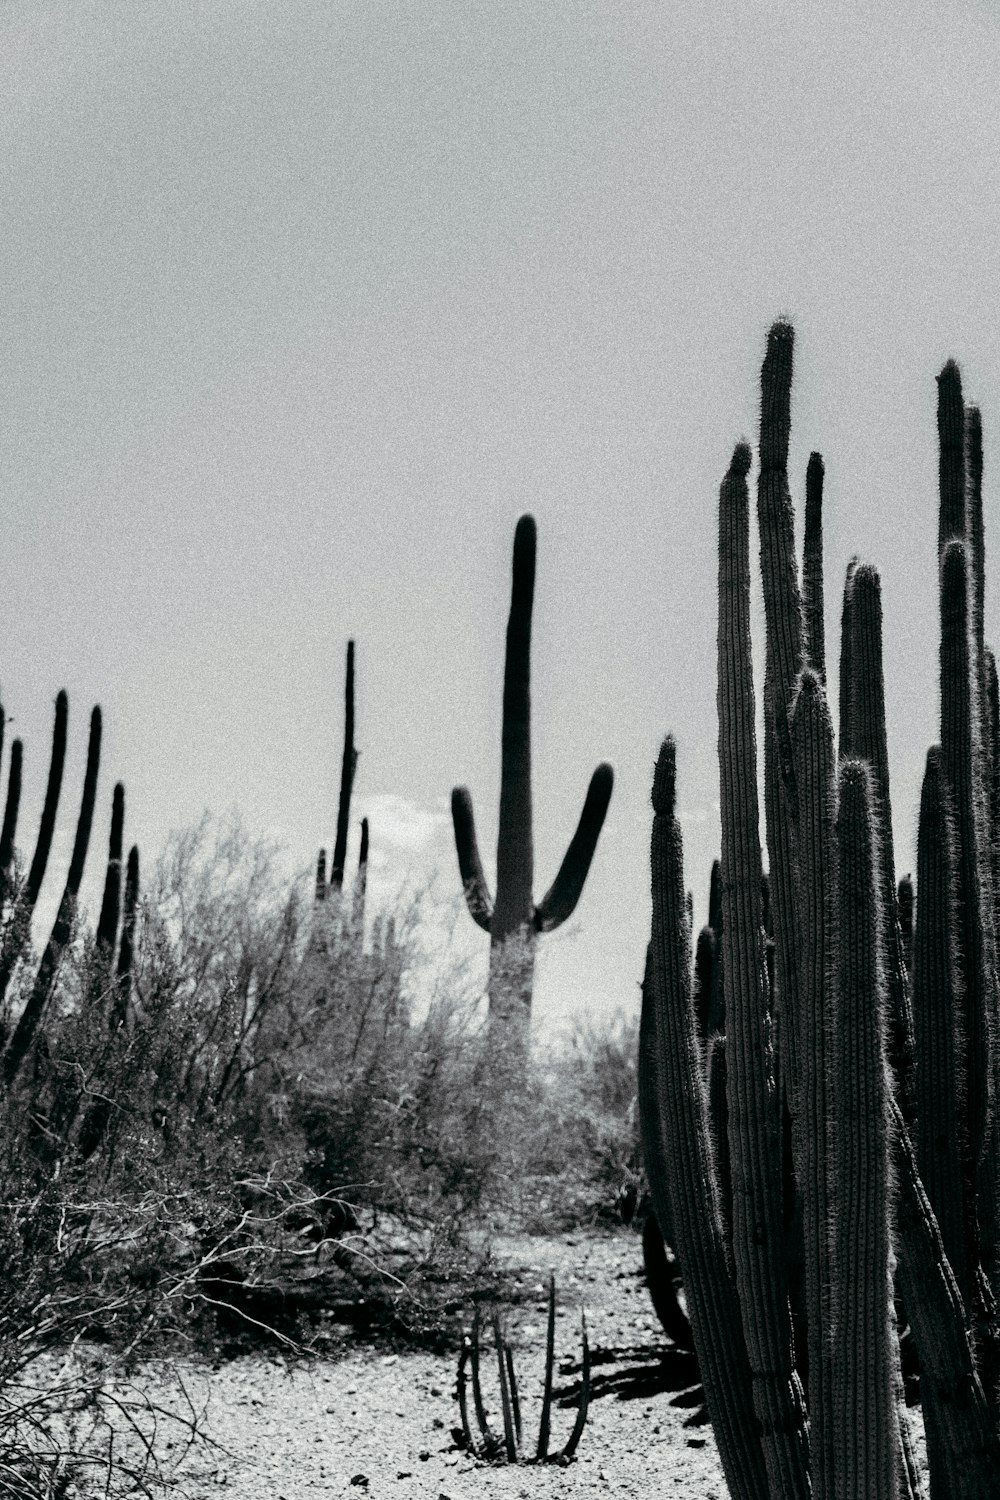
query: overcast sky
4 0 1000 1032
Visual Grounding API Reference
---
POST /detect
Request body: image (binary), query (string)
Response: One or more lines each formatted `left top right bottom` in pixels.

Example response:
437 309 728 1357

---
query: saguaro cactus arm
533 762 613 931
492 515 536 943
451 787 494 932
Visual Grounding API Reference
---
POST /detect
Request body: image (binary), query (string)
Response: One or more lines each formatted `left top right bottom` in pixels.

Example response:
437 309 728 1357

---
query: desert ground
94 1225 924 1500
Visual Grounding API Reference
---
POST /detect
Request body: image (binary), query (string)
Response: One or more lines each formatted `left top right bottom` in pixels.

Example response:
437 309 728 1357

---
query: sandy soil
113 1226 928 1499
121 1228 731 1499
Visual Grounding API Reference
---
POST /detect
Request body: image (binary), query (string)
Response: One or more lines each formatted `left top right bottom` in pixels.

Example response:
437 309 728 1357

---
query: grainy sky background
3 0 1000 1034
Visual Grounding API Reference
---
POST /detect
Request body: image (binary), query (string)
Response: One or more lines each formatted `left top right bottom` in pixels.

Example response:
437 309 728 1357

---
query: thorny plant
455 1274 591 1465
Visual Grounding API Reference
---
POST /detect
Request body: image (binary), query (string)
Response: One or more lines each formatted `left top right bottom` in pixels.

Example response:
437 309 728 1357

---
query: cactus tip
651 738 676 818
850 559 881 601
838 753 874 799
792 662 824 708
941 535 969 586
730 441 752 478
593 761 614 796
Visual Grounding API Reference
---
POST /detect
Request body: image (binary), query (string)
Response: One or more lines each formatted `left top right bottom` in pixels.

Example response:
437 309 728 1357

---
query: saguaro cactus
451 515 613 1021
314 641 370 957
331 639 357 892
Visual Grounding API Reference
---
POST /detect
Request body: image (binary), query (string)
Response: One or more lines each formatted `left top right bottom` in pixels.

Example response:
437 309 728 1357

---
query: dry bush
0 821 641 1487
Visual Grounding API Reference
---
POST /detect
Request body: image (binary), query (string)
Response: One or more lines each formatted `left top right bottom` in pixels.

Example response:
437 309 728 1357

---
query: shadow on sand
554 1338 708 1426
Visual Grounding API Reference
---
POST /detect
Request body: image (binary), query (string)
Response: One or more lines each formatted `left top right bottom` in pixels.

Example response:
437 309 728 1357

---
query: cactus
114 844 140 1023
350 816 369 946
643 737 771 1500
802 451 826 680
831 758 897 1500
843 562 917 1121
4 705 102 1085
315 640 364 906
455 1276 590 1464
95 783 124 963
717 442 811 1496
0 690 68 1012
0 739 22 911
330 639 357 892
451 515 613 1021
786 668 839 1500
638 323 1000 1499
897 873 914 984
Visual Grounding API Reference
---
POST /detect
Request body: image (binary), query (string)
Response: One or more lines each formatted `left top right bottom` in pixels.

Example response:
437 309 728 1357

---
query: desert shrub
0 815 642 1485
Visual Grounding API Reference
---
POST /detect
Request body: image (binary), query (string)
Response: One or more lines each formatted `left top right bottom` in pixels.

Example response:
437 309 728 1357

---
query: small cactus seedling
455 1275 590 1464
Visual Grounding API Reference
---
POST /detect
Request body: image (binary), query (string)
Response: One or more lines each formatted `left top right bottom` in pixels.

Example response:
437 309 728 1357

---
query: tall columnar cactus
640 323 1000 1500
755 323 807 1139
452 515 613 1021
0 738 22 912
0 691 69 1012
112 844 140 1029
314 642 370 958
95 782 125 963
787 669 838 1500
831 758 896 1500
940 543 996 1286
912 747 968 1303
331 639 357 893
4 704 102 1085
801 451 826 680
642 739 770 1500
717 443 810 1497
843 563 916 1119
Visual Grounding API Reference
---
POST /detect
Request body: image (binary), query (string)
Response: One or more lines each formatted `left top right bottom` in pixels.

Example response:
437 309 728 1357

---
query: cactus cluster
0 692 138 1091
451 515 614 1023
640 322 1000 1498
455 1274 590 1465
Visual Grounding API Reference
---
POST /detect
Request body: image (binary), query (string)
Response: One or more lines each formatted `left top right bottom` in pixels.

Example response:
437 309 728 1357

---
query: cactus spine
452 515 613 1021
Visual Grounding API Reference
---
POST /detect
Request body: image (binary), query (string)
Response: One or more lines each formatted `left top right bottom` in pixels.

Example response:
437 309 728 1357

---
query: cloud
357 793 449 856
